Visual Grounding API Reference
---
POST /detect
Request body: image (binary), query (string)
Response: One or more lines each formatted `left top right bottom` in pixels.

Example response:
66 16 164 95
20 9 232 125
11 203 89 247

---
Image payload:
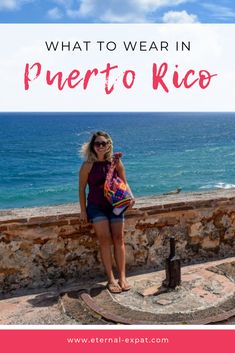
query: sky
0 0 235 23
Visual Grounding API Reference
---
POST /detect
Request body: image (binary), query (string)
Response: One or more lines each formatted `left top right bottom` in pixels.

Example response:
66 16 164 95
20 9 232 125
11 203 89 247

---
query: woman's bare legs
92 220 117 285
111 221 130 290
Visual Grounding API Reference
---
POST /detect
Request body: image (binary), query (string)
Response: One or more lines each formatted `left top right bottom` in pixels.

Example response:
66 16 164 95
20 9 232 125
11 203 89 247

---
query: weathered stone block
189 222 204 238
201 237 220 250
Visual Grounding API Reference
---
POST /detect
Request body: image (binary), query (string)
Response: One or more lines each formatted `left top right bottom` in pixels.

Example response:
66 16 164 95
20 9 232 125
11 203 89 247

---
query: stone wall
0 190 235 294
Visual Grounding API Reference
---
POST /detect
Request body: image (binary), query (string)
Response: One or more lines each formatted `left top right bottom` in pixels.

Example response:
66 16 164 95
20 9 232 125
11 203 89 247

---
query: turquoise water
0 112 235 209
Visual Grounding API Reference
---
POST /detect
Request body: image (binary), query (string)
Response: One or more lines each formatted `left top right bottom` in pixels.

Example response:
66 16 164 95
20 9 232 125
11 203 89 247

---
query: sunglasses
94 141 109 148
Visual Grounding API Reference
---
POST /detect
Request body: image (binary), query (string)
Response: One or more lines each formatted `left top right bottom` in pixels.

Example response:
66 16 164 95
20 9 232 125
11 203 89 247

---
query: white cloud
52 0 74 8
66 9 81 18
162 10 198 23
47 7 63 20
51 0 189 22
0 0 32 11
100 10 145 23
79 0 188 22
202 3 235 19
51 0 81 19
126 0 187 11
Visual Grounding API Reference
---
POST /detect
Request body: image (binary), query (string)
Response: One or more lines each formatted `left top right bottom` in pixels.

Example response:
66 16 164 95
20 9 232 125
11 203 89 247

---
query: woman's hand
80 210 88 223
129 198 135 209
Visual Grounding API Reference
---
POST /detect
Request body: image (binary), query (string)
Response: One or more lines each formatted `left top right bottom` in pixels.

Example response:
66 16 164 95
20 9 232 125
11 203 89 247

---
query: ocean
0 112 235 209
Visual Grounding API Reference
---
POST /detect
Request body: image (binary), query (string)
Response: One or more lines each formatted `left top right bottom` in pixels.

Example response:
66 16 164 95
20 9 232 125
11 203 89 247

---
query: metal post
165 236 181 289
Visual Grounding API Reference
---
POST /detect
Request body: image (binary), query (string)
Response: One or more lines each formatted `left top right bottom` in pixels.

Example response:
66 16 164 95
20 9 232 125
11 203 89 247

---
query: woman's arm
116 160 135 207
79 162 91 222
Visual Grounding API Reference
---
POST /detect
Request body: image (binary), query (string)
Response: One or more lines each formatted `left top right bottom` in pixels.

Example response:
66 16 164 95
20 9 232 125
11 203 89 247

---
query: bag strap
105 152 122 187
112 152 122 166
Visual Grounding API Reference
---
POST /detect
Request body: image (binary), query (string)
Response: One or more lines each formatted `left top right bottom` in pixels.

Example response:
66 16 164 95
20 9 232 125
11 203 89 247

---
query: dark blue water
0 112 235 209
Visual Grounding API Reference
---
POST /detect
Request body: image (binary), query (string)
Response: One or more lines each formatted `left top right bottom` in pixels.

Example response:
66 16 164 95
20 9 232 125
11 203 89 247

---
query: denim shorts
87 204 124 224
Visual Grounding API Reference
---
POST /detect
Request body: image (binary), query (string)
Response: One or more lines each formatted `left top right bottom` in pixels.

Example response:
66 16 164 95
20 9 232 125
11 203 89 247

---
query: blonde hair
80 131 113 162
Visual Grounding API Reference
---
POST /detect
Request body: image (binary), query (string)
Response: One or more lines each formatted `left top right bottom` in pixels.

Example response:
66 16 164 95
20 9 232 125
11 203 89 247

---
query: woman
79 131 135 293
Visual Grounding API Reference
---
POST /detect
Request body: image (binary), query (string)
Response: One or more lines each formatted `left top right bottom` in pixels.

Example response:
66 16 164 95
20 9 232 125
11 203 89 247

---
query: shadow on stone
27 293 59 307
90 285 106 297
63 285 107 299
64 289 88 299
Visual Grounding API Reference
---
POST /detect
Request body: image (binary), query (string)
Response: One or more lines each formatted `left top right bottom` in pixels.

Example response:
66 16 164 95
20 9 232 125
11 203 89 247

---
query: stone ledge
1 189 235 224
1 189 235 294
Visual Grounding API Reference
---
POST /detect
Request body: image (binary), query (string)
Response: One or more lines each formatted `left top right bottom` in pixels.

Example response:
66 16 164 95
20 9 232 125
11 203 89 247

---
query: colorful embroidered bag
104 152 132 215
